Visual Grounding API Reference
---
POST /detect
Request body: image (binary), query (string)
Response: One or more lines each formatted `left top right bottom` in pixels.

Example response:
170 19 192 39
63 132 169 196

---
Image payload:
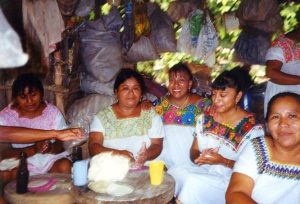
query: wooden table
4 173 74 204
72 170 175 204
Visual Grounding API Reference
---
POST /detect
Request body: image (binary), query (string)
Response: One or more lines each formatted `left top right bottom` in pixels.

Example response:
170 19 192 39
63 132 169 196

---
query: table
72 170 175 204
4 173 74 204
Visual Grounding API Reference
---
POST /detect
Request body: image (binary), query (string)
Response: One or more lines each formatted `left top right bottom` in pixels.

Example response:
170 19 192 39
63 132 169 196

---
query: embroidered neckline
203 113 258 150
154 97 210 126
96 106 155 139
252 137 300 180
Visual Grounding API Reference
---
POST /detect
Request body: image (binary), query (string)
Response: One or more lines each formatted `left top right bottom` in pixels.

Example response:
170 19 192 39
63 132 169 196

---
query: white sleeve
90 116 105 134
233 142 258 181
194 114 204 138
265 47 285 63
148 114 165 139
54 111 67 130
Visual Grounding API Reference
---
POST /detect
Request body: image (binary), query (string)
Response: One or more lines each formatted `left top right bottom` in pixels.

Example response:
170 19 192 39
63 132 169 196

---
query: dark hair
12 73 44 100
266 92 300 120
114 68 146 95
168 63 193 81
211 67 253 93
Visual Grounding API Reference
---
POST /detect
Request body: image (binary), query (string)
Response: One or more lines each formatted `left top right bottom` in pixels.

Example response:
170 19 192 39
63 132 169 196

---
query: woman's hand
35 140 52 153
194 148 224 165
132 142 148 169
55 128 84 141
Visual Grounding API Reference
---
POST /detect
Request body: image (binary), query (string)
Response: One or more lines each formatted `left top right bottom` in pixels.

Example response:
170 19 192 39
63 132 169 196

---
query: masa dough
88 152 130 182
88 152 133 196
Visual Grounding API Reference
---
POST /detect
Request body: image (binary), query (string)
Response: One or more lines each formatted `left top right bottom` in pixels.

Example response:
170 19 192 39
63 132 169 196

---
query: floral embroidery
203 112 259 150
252 137 300 180
96 106 156 139
155 97 210 126
272 34 300 63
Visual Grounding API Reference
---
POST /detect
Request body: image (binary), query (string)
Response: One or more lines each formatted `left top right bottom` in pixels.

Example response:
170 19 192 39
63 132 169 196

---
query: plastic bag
75 0 95 17
80 72 115 96
0 8 28 68
125 36 159 62
234 28 271 65
166 1 196 22
134 1 151 40
121 1 135 52
79 7 122 83
236 0 282 33
149 5 176 53
178 9 218 62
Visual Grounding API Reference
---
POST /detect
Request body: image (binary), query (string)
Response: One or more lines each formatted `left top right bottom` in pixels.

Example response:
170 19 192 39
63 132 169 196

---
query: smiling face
211 87 242 114
267 96 300 149
115 77 142 108
16 87 43 113
168 71 192 100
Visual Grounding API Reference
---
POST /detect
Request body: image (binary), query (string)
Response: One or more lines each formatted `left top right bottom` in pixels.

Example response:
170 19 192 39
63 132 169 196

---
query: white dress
90 106 165 159
233 137 300 204
154 97 210 168
264 35 300 116
177 113 264 204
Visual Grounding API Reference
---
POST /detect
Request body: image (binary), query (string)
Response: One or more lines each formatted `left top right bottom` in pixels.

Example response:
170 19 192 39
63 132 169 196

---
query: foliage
137 0 299 84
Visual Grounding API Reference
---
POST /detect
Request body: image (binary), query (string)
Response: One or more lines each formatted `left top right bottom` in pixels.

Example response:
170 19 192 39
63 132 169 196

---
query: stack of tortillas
88 152 133 196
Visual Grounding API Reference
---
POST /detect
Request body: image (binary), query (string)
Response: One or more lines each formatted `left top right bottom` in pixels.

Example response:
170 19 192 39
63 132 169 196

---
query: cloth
233 137 300 204
0 102 66 148
154 97 210 168
264 34 300 116
90 106 165 159
177 111 264 203
27 151 69 175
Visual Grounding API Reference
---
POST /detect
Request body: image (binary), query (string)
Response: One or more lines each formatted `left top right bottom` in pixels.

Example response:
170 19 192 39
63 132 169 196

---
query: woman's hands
194 148 225 166
132 142 148 169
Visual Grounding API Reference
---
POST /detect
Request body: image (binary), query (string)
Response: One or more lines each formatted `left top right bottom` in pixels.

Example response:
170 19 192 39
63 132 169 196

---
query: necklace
169 94 190 109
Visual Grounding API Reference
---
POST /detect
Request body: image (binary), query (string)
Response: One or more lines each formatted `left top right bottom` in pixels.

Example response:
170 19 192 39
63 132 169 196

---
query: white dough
88 152 130 182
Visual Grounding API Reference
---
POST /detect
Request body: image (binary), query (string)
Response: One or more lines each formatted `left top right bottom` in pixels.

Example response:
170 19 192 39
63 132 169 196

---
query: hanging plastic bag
79 7 122 83
149 4 176 53
121 0 135 52
133 0 151 40
234 27 271 65
178 9 218 63
0 8 28 68
75 0 95 17
236 0 282 33
125 36 159 62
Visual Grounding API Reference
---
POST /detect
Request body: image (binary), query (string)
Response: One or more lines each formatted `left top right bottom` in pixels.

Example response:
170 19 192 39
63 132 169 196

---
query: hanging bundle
177 9 218 64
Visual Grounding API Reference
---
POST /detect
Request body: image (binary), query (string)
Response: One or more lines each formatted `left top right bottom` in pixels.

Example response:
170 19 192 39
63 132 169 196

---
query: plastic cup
149 160 165 186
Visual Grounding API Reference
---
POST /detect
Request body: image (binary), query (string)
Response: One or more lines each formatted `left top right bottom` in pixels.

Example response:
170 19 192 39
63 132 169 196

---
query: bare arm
226 172 256 204
266 60 300 85
145 138 163 161
0 126 83 143
190 137 200 162
88 132 134 160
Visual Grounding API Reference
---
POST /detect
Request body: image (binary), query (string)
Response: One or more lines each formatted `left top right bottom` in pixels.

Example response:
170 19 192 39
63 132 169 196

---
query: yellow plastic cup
149 160 165 185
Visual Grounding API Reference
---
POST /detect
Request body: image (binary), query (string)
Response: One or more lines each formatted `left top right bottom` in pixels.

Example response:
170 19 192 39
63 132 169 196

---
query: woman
177 68 264 204
226 92 300 204
0 73 71 181
264 12 300 116
155 63 206 168
89 68 164 167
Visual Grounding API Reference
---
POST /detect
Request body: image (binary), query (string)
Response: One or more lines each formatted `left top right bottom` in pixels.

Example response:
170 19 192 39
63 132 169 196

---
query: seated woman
226 92 300 204
154 63 208 195
0 73 71 182
176 68 264 204
89 68 164 167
